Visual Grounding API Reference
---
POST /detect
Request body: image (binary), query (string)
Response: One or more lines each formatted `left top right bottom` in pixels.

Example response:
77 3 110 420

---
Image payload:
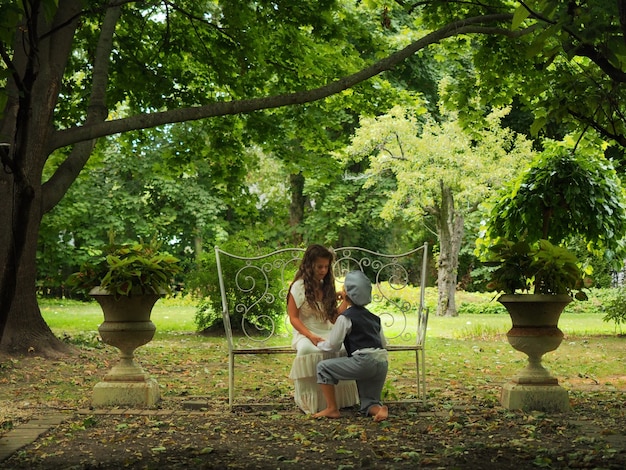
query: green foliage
301 161 400 248
342 106 535 222
474 137 626 298
457 302 506 316
602 287 626 334
59 332 103 349
338 104 536 315
381 380 399 402
437 1 626 154
568 237 615 289
32 0 396 298
454 322 503 340
484 140 626 264
38 119 270 294
66 239 181 298
193 298 221 333
457 212 487 292
482 238 591 299
187 238 289 333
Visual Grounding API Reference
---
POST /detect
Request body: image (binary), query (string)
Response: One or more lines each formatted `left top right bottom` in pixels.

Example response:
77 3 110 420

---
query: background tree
338 105 536 316
6 0 626 354
37 117 266 296
1 0 519 355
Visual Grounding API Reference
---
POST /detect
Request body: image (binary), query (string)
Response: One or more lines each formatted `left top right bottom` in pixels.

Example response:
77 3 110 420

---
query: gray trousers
316 353 388 415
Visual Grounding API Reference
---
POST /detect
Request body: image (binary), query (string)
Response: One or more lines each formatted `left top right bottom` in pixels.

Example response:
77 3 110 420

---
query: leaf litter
0 340 624 468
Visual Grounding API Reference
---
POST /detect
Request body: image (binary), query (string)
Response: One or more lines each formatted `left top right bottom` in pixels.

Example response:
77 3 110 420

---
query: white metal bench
215 244 429 409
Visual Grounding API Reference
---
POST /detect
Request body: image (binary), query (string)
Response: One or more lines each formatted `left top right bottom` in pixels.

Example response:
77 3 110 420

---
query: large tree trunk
0 189 70 357
0 85 71 356
0 0 87 356
433 181 464 317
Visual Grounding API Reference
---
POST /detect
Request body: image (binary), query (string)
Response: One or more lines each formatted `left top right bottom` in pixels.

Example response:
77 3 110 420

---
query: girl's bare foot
313 408 341 419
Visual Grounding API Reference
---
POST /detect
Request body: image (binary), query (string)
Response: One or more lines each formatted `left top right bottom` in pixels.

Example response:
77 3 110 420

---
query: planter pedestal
498 294 571 413
90 288 161 407
500 382 569 412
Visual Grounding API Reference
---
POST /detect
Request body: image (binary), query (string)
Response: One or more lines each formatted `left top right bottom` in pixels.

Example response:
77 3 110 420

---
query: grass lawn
31 291 626 408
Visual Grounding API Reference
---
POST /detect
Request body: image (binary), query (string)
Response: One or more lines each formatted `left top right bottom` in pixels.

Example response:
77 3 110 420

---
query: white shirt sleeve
289 279 305 309
316 315 351 352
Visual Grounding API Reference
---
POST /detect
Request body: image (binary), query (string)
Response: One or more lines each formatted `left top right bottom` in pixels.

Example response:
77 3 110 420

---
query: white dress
288 279 359 414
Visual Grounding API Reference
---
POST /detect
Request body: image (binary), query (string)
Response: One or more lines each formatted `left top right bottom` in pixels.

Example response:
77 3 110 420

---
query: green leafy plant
187 238 289 333
193 298 221 333
602 288 626 334
66 240 181 297
483 142 626 261
476 142 620 302
483 238 592 300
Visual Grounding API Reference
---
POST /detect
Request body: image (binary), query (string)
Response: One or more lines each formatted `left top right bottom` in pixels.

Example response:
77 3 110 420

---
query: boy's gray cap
344 270 372 306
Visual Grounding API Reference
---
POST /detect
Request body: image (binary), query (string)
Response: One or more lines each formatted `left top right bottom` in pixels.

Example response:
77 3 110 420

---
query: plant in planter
67 241 181 298
483 237 592 395
478 140 626 412
482 240 582 412
484 238 592 300
482 141 626 267
67 240 181 407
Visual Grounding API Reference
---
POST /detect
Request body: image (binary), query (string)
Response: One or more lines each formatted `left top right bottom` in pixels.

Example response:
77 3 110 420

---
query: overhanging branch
49 13 516 151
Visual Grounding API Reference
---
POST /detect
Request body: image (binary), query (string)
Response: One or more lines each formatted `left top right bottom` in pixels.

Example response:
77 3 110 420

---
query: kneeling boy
314 270 389 421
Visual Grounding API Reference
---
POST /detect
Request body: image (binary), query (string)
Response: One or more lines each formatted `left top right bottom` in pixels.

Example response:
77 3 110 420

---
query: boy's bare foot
369 405 389 422
313 408 341 419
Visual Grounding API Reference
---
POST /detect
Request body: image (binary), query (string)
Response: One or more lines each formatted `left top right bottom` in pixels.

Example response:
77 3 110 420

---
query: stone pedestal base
92 378 160 407
500 381 570 413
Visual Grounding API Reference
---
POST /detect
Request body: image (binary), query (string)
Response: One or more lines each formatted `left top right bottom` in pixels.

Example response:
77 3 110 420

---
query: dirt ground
2 390 626 469
2 336 626 469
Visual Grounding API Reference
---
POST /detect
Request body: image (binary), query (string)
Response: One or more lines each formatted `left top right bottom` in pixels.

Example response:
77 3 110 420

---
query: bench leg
229 352 234 410
419 349 426 405
415 350 420 401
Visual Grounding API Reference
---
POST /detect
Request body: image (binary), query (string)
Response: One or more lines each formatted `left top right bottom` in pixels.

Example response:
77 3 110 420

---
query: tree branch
573 43 626 83
42 2 122 213
521 0 626 83
0 42 24 95
49 13 516 151
569 108 626 148
619 0 626 43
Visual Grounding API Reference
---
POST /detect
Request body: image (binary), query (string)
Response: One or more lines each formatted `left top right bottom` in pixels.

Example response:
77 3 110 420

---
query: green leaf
512 5 531 30
530 117 547 137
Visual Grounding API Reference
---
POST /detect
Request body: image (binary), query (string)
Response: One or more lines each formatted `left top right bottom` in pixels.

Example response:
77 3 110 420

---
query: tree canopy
3 1 626 354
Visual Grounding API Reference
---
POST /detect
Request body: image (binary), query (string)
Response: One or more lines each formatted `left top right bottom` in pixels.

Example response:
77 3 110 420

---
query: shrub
457 301 507 315
194 298 221 333
602 287 626 334
187 239 290 334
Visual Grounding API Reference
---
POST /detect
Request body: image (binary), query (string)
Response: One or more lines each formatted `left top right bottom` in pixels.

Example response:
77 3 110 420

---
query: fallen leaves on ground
2 392 625 469
1 338 625 468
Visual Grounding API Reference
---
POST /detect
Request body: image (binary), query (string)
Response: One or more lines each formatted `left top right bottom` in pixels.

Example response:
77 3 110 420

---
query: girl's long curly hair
290 244 337 321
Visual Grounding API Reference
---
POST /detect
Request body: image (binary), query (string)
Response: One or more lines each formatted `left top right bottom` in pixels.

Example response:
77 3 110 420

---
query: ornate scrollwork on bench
215 244 429 409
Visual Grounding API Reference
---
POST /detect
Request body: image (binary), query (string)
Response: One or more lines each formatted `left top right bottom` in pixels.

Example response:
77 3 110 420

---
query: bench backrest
215 244 428 351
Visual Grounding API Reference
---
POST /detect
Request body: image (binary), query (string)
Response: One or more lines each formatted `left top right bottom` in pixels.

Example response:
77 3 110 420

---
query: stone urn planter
90 287 162 407
482 238 593 412
65 241 181 407
498 294 572 412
